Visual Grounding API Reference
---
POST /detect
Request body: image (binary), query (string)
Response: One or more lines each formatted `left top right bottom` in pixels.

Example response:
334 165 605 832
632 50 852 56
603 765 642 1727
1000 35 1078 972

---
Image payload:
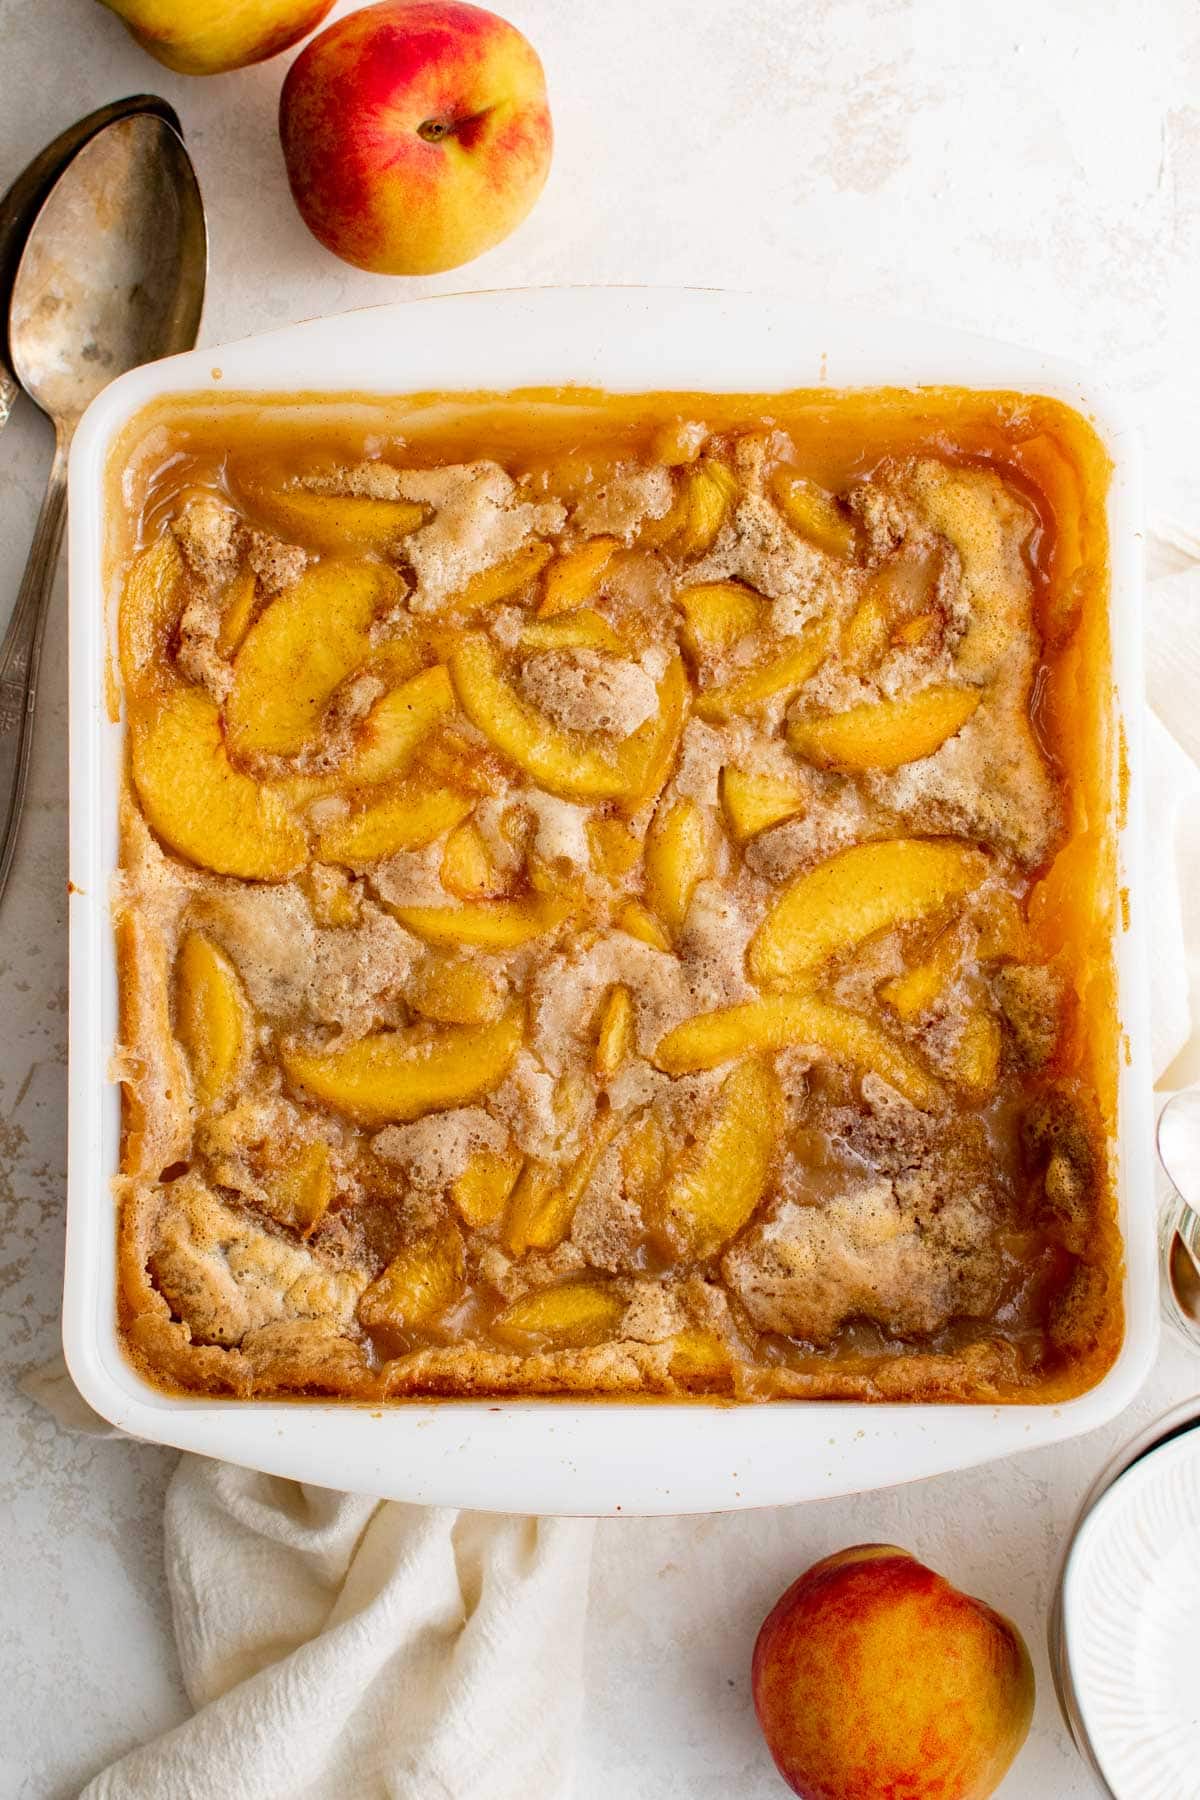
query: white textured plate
1063 1427 1200 1797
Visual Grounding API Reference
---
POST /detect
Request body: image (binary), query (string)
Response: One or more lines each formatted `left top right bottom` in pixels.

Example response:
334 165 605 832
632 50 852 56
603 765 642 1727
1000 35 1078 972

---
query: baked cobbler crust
108 388 1122 1403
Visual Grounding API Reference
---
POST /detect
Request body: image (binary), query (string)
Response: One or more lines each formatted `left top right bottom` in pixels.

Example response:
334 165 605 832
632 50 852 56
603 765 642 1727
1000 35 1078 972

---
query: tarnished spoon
0 112 206 906
0 96 181 436
1157 1089 1200 1333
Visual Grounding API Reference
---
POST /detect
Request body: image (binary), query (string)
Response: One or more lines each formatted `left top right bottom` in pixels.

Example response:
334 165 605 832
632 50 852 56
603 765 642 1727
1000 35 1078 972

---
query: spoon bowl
1156 1089 1200 1336
0 109 205 906
10 112 205 426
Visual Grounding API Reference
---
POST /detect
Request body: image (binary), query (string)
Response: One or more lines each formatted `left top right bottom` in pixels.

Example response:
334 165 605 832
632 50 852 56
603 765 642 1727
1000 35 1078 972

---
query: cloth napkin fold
26 530 1200 1800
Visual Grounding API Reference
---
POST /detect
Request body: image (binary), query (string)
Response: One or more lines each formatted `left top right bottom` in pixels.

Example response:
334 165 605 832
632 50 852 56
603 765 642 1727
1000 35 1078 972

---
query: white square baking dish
63 288 1156 1515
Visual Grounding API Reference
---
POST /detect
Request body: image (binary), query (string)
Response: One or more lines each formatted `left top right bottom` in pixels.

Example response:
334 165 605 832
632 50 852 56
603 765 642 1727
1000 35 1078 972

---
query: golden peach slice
175 930 249 1111
119 535 187 701
649 1058 781 1260
673 457 739 556
953 1009 1002 1095
695 619 833 722
240 477 425 557
595 984 634 1078
452 1148 522 1228
539 537 619 616
676 580 764 659
503 1114 621 1256
788 683 982 771
669 1329 733 1382
131 688 306 881
226 559 399 758
281 1011 523 1127
313 783 472 867
408 955 505 1026
644 798 713 937
654 994 943 1110
449 633 686 808
216 566 259 659
720 767 807 843
617 899 672 953
880 921 973 1020
387 891 570 950
749 838 988 985
893 610 938 647
840 590 891 672
771 470 857 559
282 665 456 805
617 1109 667 1208
441 819 503 899
359 1220 465 1335
492 1279 625 1348
299 863 359 928
520 609 625 655
588 815 642 880
260 1141 334 1237
448 540 555 612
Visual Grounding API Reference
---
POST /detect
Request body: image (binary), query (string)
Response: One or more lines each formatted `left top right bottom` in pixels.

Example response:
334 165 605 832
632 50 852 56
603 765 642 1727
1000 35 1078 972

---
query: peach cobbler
109 388 1122 1402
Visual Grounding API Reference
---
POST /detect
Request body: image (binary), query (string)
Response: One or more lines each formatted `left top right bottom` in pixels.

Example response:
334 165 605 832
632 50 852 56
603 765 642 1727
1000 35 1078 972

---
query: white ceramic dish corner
63 288 1156 1515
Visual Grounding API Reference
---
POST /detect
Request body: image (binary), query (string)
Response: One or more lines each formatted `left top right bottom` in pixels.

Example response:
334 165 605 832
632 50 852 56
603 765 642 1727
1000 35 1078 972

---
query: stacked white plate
1053 1401 1200 1797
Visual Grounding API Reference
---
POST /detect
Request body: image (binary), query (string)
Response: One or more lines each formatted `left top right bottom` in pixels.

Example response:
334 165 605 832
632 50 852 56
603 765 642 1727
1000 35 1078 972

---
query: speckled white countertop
2 2 1199 1794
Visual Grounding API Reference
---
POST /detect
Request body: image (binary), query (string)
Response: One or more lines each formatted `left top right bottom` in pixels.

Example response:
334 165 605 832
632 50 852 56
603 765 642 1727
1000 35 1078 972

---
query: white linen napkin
25 531 1200 1800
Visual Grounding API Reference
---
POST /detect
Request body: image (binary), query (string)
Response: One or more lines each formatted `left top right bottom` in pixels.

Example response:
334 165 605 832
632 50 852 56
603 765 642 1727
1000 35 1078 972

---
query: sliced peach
695 620 833 721
673 458 739 556
771 470 857 559
386 891 570 950
676 580 763 659
788 684 982 771
893 610 938 647
313 783 472 867
449 540 555 612
953 1008 1002 1094
520 609 625 655
669 1329 732 1381
240 477 424 557
226 560 399 758
175 930 249 1110
749 838 988 985
840 590 891 672
452 1148 522 1228
411 724 508 799
595 984 634 1078
260 1141 334 1236
299 863 359 928
131 688 306 880
589 816 642 880
441 819 503 899
539 537 619 615
408 955 505 1026
644 798 713 937
503 1114 621 1255
720 766 806 842
119 535 187 700
880 923 972 1020
449 633 686 808
492 1279 625 1348
281 666 455 804
281 1011 523 1127
649 1058 781 1259
617 1109 668 1210
617 899 672 952
216 565 259 658
654 994 943 1110
359 1219 465 1334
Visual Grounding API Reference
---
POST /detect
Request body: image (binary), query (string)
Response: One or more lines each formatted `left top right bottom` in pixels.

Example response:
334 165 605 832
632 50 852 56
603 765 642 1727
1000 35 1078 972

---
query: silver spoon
0 96 182 436
0 112 206 906
1156 1089 1200 1331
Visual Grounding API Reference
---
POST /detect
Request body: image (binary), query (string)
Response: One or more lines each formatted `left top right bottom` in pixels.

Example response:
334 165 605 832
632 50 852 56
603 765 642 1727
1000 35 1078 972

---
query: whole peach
752 1545 1035 1800
96 0 335 75
279 0 552 275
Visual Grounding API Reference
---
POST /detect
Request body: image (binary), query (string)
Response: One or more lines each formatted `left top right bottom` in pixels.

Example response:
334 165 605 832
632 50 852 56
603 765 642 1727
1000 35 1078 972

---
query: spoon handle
0 440 67 906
